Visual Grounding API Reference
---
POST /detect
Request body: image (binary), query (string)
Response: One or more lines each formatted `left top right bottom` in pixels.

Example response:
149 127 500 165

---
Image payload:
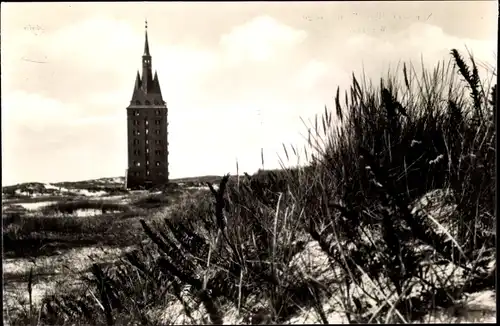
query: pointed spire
153 70 163 95
130 20 163 100
130 70 142 101
144 19 150 56
135 70 141 88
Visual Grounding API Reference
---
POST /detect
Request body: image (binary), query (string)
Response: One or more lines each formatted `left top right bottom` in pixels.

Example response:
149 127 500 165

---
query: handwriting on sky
24 24 45 36
302 12 433 35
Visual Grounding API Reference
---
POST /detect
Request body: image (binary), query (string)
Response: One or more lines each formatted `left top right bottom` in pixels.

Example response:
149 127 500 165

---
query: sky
1 1 497 186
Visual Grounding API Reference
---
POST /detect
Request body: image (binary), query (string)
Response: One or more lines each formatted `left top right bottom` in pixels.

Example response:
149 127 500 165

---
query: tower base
126 171 169 190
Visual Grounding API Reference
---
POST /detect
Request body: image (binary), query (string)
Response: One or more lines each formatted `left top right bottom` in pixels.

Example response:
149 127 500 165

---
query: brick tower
126 21 169 190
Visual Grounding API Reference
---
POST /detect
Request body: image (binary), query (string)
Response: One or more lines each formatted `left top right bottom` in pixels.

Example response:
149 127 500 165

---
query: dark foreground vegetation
5 49 496 325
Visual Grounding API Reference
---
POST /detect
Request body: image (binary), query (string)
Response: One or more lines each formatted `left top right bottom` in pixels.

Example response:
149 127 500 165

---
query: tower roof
129 20 164 105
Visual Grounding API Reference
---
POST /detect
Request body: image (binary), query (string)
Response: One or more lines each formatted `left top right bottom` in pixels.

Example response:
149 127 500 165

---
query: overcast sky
1 2 497 186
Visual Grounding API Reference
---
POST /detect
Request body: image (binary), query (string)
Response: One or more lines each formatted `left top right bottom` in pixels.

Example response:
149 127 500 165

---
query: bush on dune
23 49 496 325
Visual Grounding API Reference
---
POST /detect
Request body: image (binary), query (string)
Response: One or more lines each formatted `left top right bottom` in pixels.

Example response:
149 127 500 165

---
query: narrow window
146 140 149 145
155 129 160 135
146 129 149 135
155 140 161 145
145 120 149 126
155 109 160 115
156 161 160 166
134 111 139 116
155 120 161 125
145 100 151 105
146 148 149 154
135 172 140 176
135 100 140 105
146 170 150 176
134 139 139 145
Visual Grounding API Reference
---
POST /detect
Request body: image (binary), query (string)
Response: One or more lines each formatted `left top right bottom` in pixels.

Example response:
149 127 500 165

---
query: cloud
220 15 307 65
2 90 79 131
328 21 496 90
294 59 329 90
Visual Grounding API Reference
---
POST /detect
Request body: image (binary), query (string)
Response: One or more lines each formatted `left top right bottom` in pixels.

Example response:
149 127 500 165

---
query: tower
126 21 169 190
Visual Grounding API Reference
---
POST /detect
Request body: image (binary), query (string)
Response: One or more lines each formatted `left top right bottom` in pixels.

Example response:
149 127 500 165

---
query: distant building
126 21 169 190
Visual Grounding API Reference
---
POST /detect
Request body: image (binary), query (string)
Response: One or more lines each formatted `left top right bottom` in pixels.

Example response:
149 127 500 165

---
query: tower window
134 111 139 116
156 161 160 166
135 100 141 105
155 140 161 145
145 120 149 126
146 140 149 145
145 100 151 105
134 161 141 167
134 139 139 145
155 150 161 155
146 170 150 176
134 150 140 155
135 172 140 176
155 109 160 115
155 120 161 125
146 148 149 154
147 160 150 166
154 101 160 106
146 128 149 135
155 129 160 135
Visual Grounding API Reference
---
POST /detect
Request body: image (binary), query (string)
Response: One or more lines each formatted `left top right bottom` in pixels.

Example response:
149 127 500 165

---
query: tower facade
126 22 169 190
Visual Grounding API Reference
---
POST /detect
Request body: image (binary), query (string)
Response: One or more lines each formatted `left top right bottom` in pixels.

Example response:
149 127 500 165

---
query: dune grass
6 49 496 325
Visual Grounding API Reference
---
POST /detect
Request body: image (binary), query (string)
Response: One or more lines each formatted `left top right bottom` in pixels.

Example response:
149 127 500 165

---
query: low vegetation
4 49 496 324
4 198 147 259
